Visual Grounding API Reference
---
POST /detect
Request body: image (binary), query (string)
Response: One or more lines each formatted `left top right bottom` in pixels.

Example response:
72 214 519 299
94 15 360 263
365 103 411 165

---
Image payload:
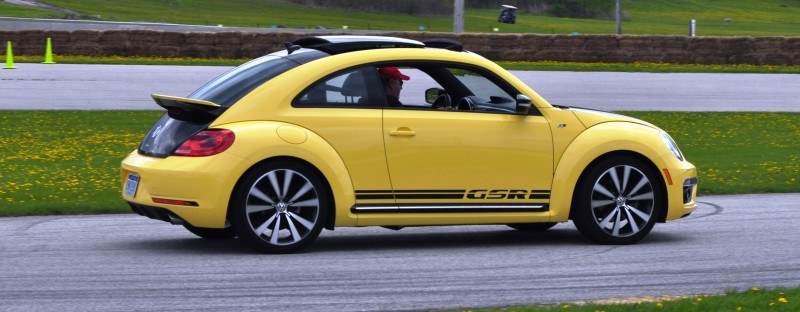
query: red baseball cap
378 67 410 81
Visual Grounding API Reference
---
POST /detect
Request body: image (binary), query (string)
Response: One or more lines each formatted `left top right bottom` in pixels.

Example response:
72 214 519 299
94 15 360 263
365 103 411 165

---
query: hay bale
70 30 101 44
100 31 129 44
159 32 185 46
215 31 243 45
654 35 688 52
129 30 162 44
583 35 618 51
753 37 785 50
70 43 101 56
551 36 584 50
618 36 654 51
662 51 691 64
185 32 216 45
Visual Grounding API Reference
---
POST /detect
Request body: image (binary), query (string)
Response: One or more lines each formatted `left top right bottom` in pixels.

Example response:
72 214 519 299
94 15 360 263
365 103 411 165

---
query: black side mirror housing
516 94 532 114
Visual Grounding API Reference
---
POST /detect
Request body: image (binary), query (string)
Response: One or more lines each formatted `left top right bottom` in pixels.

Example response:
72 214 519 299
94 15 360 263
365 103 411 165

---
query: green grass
3 0 800 36
0 110 798 216
623 112 800 194
0 110 162 215
471 286 798 311
7 56 800 74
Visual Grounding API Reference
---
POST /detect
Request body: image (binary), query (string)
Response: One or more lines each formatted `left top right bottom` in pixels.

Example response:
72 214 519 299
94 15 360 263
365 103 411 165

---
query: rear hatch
138 49 327 158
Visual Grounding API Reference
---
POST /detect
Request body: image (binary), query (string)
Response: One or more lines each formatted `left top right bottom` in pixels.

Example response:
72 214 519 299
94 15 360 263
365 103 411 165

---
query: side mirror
425 88 445 104
516 94 532 114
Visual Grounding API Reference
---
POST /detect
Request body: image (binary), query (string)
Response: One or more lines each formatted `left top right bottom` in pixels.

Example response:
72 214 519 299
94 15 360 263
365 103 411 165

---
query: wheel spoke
622 166 631 193
291 198 319 208
599 208 618 229
246 204 274 214
270 214 282 244
612 207 623 236
626 205 651 223
629 192 654 201
285 215 302 243
286 212 315 230
593 183 616 199
609 168 622 193
281 170 294 199
288 181 314 203
623 207 640 233
266 171 282 200
591 199 615 209
254 213 277 235
628 175 650 197
249 187 275 205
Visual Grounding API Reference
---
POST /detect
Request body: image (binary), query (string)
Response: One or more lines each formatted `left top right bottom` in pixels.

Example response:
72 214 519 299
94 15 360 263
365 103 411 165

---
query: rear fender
220 121 357 227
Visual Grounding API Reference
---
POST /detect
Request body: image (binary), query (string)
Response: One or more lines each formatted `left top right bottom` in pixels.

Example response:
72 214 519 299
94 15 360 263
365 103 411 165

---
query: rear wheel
507 222 557 231
572 156 663 244
230 160 329 254
183 223 236 239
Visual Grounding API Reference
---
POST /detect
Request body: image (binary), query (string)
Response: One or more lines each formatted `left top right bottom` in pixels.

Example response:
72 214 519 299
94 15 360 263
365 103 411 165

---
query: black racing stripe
392 190 466 193
355 194 395 200
394 194 465 199
528 194 550 199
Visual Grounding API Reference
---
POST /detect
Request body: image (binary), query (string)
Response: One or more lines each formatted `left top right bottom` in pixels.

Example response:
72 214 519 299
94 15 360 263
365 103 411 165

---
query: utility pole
615 0 622 35
454 0 464 33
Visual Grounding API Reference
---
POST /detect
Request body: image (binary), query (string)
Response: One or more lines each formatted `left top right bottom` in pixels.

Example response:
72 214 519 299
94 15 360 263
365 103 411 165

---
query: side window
293 67 383 107
449 68 513 101
380 63 520 113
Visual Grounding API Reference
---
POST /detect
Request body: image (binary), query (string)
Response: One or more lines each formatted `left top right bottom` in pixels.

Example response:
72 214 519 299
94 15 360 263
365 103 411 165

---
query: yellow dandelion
779 298 788 303
751 287 759 292
696 297 703 302
656 302 663 308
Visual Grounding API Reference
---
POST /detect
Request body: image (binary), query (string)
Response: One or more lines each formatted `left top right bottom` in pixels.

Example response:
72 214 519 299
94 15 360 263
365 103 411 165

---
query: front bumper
120 150 250 228
663 161 698 221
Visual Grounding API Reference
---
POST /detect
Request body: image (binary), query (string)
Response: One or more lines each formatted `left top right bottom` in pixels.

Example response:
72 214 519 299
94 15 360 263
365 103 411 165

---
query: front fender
220 121 357 227
549 122 672 221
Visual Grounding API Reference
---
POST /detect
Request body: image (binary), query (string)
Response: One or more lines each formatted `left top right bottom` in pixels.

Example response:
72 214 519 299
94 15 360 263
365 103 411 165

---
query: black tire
507 222 557 231
183 223 236 239
572 156 663 244
230 160 329 254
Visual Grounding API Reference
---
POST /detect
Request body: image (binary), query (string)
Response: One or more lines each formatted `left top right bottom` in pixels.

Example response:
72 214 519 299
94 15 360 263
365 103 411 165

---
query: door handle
389 127 416 137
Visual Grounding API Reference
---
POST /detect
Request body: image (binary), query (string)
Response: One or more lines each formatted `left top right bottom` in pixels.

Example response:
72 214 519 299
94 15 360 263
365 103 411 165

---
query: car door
364 64 554 216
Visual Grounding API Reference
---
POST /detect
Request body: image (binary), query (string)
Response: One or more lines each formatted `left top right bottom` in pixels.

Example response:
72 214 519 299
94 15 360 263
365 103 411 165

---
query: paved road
2 63 798 111
1 193 799 311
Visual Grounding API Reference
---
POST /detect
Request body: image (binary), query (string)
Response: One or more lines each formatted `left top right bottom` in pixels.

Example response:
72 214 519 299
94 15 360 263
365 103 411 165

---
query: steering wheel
431 94 452 110
456 97 475 111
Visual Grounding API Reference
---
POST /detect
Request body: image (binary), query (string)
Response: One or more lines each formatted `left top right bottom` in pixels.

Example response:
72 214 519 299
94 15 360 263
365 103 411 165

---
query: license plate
124 173 140 198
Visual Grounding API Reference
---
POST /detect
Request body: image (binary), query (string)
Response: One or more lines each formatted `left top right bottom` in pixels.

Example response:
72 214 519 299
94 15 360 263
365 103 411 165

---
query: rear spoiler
151 94 221 111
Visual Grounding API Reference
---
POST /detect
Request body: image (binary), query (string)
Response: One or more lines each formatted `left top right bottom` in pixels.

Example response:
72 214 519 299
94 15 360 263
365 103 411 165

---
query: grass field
0 110 798 216
478 287 798 311
2 0 800 36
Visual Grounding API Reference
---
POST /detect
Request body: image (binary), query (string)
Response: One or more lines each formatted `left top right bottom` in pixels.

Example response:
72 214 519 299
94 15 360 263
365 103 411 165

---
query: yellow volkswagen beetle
121 36 697 253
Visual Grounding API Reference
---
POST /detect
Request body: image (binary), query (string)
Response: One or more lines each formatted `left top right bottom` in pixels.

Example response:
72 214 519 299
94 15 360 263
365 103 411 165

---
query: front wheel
572 156 663 244
230 160 329 254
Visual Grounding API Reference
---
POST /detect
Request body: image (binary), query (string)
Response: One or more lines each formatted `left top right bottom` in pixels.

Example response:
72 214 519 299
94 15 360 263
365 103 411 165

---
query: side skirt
351 203 548 213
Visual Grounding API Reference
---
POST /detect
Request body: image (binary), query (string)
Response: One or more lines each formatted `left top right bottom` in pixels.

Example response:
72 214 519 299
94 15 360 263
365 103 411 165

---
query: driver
378 67 410 107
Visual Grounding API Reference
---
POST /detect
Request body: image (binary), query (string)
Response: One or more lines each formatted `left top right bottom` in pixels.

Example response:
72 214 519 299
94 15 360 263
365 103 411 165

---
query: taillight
173 129 234 157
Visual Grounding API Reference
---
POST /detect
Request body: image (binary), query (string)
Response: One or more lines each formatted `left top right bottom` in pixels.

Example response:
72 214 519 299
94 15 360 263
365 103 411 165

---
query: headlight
660 131 684 161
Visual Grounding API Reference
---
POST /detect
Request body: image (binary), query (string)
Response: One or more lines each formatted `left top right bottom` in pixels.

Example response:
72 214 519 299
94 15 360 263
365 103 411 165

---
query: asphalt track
2 63 799 111
1 193 799 311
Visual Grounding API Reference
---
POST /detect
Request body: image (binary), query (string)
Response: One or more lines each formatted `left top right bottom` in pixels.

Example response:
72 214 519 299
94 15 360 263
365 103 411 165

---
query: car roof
288 35 464 55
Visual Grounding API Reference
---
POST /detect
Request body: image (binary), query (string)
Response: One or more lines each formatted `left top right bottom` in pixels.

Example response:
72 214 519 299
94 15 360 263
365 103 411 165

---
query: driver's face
387 79 403 97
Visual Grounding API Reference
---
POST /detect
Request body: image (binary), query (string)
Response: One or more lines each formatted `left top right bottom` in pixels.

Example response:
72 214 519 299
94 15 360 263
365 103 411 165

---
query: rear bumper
121 151 250 228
